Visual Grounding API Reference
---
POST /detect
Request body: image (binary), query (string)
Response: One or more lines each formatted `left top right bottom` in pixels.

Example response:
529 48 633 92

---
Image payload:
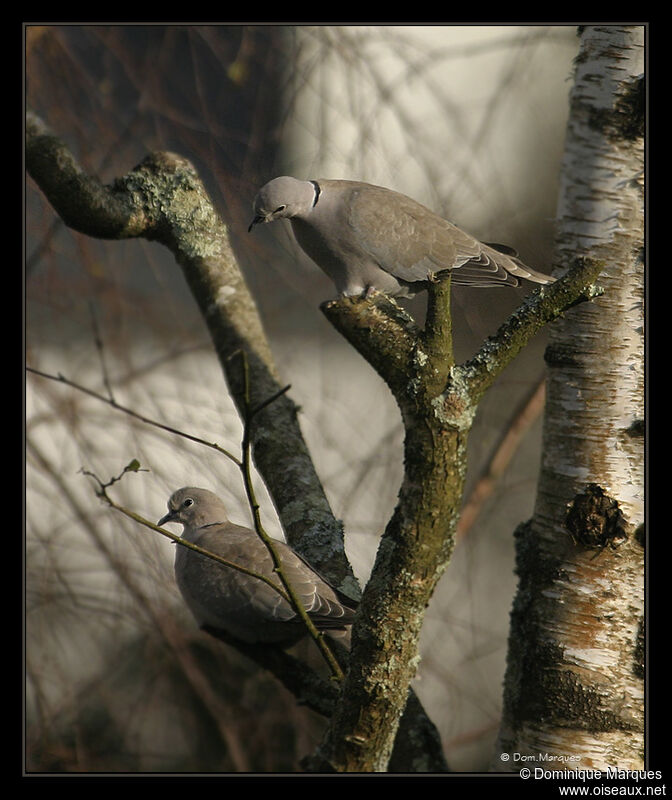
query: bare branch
27 366 242 465
235 350 345 681
320 291 421 399
88 303 116 403
314 254 604 770
460 258 605 404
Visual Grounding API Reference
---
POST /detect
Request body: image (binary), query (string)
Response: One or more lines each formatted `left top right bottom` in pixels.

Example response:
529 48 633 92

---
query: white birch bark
496 25 645 771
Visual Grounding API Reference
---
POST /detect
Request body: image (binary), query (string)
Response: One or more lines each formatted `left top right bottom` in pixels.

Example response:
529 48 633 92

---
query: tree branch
26 112 146 239
316 250 605 771
236 351 344 681
460 257 605 404
320 291 420 397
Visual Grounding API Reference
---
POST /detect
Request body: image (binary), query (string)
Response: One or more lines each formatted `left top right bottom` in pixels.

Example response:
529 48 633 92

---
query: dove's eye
274 205 286 213
182 498 194 508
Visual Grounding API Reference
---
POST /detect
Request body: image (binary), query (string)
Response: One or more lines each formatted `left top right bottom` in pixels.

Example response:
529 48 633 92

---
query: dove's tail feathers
483 242 556 286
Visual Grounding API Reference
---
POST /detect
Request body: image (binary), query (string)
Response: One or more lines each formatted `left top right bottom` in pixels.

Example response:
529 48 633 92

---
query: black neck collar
309 180 321 207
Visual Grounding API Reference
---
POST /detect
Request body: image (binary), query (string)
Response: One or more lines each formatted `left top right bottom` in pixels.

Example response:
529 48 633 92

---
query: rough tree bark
495 25 645 770
308 261 603 772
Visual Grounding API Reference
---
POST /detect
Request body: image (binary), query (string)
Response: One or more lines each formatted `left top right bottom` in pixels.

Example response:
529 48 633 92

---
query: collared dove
249 176 556 298
159 487 355 646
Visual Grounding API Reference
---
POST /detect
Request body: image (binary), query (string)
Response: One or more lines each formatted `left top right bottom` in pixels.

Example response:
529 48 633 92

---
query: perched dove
249 177 556 298
159 487 355 646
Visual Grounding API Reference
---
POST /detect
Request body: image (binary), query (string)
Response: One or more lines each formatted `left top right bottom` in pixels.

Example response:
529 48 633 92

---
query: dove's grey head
158 487 229 529
248 176 317 231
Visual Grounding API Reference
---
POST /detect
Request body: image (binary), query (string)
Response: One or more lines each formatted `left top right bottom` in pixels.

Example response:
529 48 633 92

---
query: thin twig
236 350 345 682
250 384 293 418
88 302 115 403
27 366 242 466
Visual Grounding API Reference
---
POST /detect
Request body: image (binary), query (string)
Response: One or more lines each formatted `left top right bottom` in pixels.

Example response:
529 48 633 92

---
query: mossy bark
315 262 603 771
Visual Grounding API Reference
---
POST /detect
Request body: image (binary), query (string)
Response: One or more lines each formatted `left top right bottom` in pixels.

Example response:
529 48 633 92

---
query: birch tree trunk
496 25 645 770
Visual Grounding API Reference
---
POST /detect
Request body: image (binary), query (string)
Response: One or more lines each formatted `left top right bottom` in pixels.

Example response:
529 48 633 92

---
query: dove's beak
248 214 264 233
158 509 177 526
